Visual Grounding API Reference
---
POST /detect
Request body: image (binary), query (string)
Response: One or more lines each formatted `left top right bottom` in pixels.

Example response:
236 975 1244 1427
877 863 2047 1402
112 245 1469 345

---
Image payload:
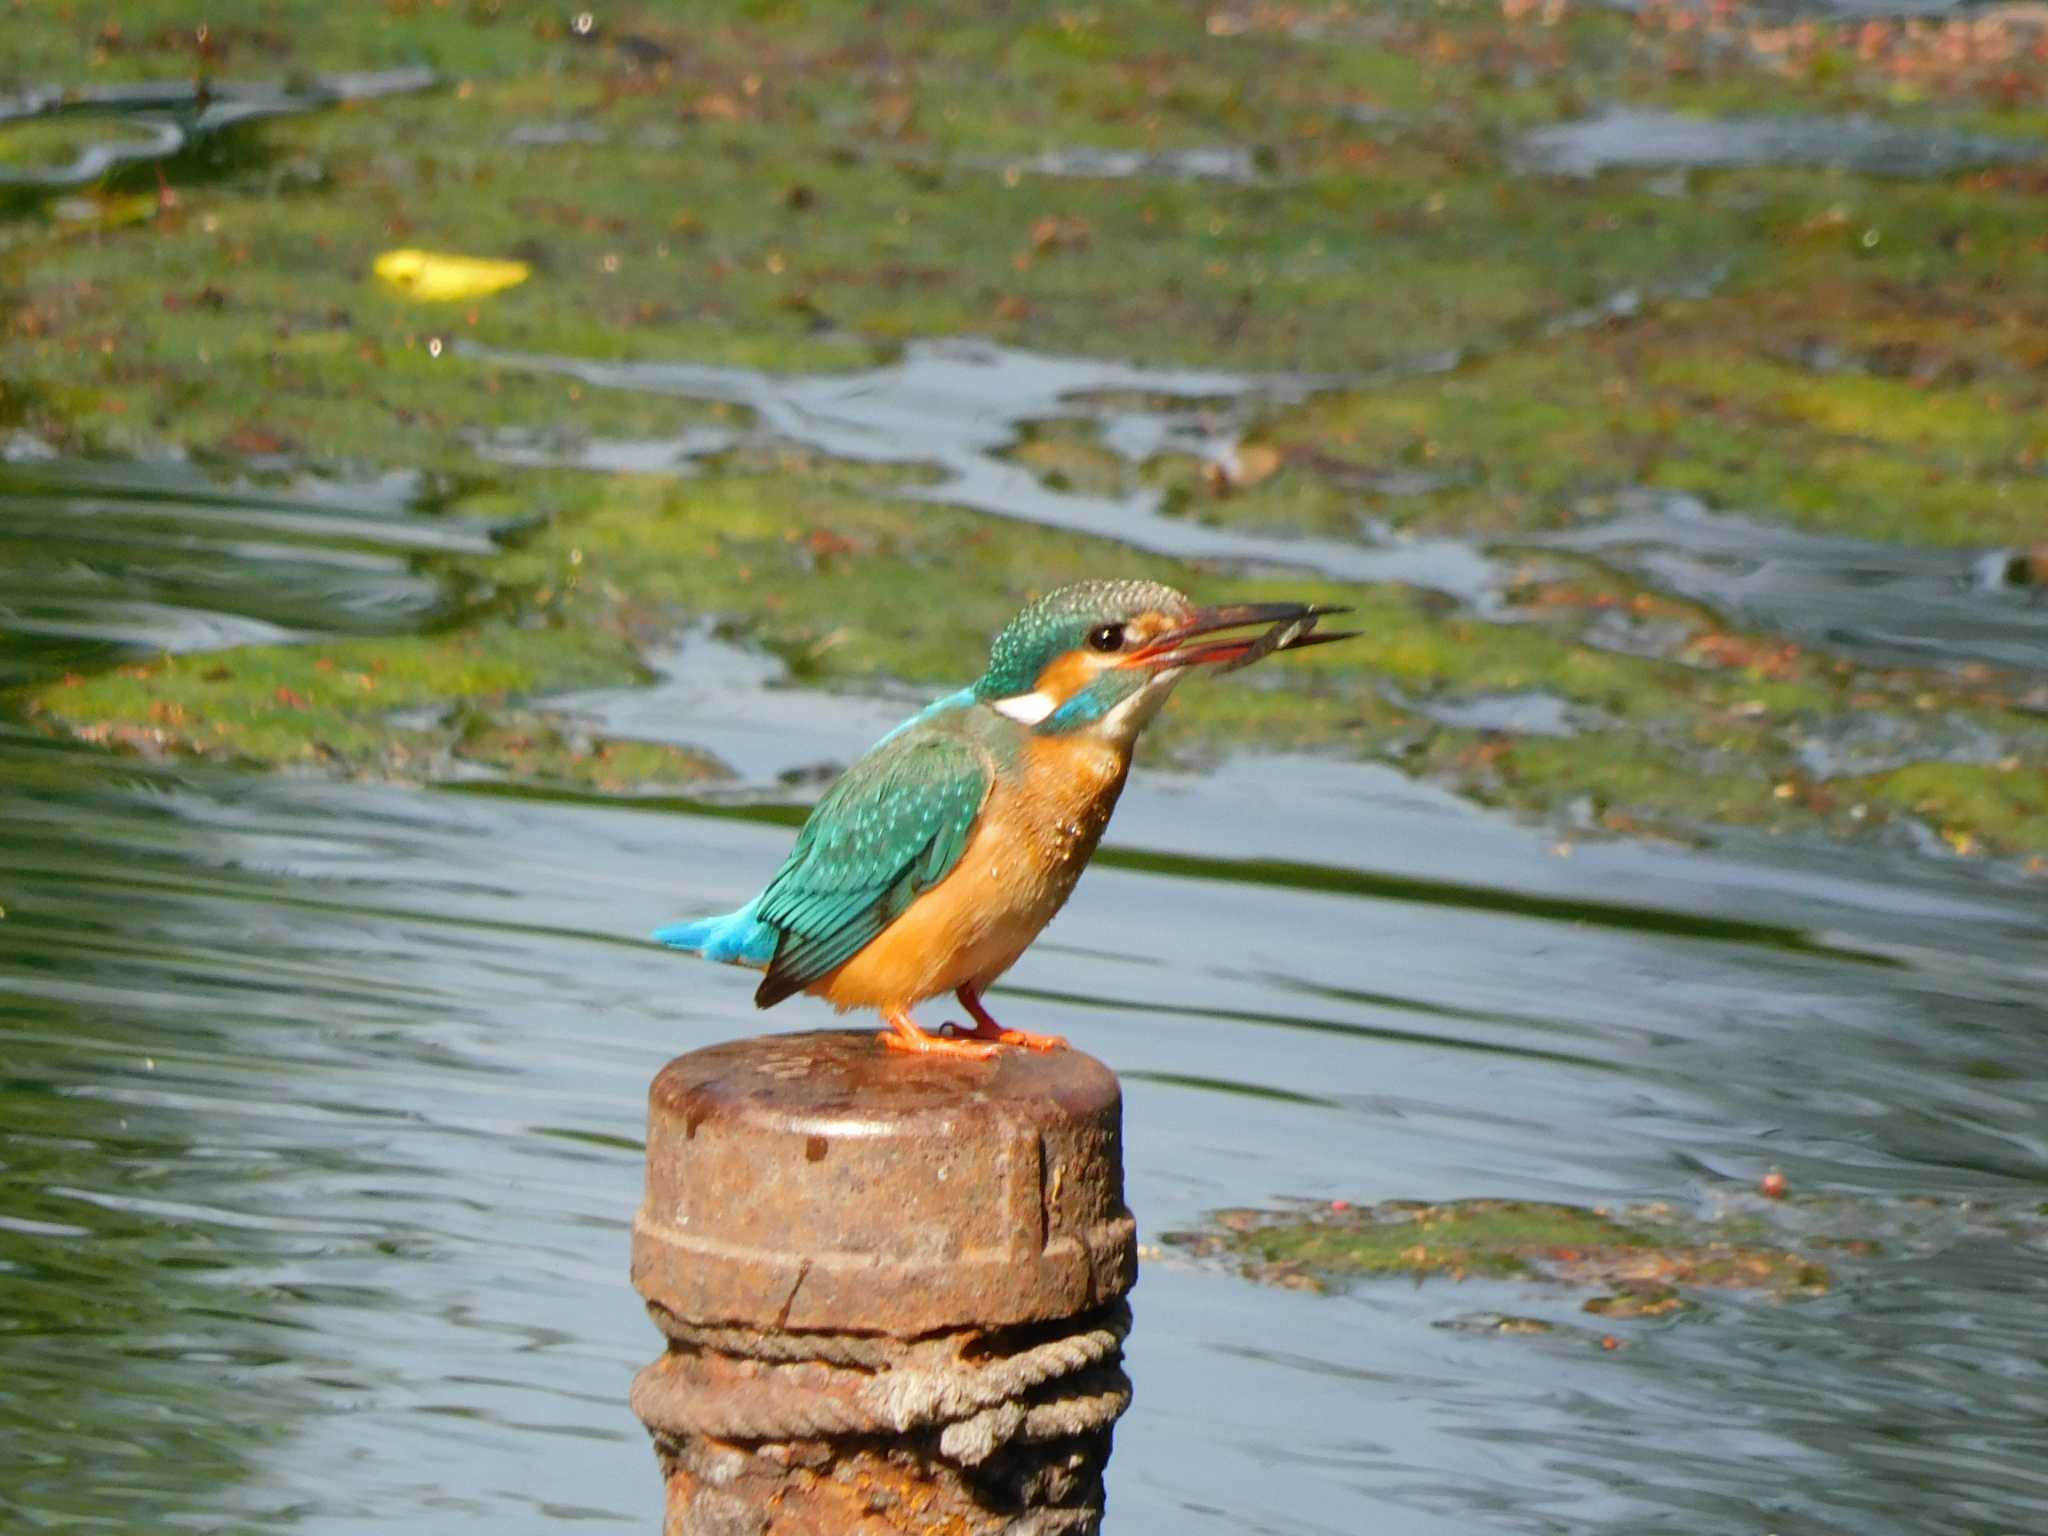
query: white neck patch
992 690 1057 725
1095 669 1181 743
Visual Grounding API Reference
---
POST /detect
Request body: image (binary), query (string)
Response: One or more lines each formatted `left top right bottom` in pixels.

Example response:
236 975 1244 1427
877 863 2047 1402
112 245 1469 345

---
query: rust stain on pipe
633 1030 1135 1335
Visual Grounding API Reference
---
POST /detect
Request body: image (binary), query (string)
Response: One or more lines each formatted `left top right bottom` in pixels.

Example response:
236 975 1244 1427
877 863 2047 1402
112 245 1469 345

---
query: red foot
950 1021 1070 1052
879 1007 1000 1060
953 986 1068 1053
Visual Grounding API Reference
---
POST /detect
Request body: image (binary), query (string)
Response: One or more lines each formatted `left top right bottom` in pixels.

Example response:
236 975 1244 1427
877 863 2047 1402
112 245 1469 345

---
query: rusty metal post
631 1030 1137 1535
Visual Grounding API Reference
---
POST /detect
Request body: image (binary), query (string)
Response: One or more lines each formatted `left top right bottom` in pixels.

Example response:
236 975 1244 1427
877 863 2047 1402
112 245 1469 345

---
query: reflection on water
456 339 2047 685
972 145 1266 184
3 463 2047 1534
1538 491 2048 674
1519 105 2042 180
460 337 1516 605
0 458 497 685
0 67 436 192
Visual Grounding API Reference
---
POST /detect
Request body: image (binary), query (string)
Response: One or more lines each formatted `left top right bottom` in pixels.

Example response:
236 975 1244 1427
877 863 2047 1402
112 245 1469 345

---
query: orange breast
815 733 1130 1012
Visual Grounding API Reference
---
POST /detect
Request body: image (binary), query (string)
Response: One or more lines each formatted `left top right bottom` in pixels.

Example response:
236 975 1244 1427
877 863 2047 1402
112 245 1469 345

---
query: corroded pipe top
633 1031 1136 1334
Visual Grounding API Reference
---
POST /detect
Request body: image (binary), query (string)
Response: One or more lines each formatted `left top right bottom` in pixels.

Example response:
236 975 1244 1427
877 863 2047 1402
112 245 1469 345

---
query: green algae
25 622 640 777
1164 1197 1833 1303
0 0 1780 455
2 0 2044 858
449 707 730 792
1851 760 2048 859
1006 419 1130 501
0 116 165 174
1228 279 2048 550
1436 1312 1559 1335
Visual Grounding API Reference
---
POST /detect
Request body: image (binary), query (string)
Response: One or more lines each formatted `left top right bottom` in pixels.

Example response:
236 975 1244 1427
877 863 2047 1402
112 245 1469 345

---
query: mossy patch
1218 273 2048 551
0 0 1936 457
1849 760 2048 858
1163 1197 1834 1304
23 622 642 778
448 706 730 792
1005 419 1130 500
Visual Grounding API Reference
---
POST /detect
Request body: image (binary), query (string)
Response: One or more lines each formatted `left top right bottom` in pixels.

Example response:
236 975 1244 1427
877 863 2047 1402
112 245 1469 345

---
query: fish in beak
1119 601 1358 674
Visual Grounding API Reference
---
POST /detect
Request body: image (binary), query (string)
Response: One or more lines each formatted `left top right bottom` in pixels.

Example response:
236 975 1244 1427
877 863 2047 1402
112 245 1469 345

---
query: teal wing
753 730 992 1008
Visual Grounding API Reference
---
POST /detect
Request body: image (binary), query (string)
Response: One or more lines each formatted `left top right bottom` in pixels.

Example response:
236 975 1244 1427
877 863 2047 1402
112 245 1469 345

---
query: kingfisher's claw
941 1019 1067 1052
877 1028 1000 1059
880 1008 1001 1059
950 984 1068 1052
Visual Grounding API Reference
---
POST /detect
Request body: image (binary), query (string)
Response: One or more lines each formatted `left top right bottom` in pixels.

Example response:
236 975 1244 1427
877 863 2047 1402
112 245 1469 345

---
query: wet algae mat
1163 1194 1836 1309
3 0 2045 859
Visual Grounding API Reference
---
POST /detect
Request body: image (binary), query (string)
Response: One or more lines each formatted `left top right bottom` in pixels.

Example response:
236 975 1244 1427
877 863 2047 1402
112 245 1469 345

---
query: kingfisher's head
972 578 1350 745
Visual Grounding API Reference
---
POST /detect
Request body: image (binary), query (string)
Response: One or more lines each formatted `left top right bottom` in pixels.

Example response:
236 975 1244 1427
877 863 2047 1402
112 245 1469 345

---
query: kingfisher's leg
879 1005 1001 1060
953 984 1069 1053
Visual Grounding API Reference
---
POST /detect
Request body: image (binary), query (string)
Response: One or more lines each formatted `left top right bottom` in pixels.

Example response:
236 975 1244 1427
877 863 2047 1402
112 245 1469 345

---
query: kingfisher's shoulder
874 687 1030 766
873 685 976 746
878 690 1122 784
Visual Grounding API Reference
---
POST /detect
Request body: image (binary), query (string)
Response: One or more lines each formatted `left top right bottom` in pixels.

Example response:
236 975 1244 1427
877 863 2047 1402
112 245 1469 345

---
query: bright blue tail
652 900 777 968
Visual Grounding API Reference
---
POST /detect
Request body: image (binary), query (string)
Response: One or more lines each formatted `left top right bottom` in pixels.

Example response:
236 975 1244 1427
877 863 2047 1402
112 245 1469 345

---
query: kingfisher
653 579 1354 1059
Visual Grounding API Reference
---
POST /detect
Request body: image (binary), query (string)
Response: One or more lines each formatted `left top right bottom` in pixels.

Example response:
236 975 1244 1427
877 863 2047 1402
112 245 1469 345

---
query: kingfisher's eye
1086 623 1125 653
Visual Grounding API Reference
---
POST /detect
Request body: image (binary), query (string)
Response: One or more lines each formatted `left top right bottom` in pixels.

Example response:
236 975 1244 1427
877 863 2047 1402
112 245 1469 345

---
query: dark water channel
0 68 436 193
3 462 2046 1535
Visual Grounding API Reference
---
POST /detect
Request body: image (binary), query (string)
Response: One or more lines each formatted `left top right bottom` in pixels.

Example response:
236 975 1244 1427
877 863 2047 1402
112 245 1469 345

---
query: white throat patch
992 690 1058 725
991 671 1183 740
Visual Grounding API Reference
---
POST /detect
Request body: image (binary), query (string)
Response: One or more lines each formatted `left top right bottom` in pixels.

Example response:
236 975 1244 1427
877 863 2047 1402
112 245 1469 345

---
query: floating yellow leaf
373 248 529 301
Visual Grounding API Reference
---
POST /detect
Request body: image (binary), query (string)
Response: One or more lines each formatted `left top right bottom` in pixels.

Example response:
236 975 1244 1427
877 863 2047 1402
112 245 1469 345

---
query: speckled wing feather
753 729 992 1007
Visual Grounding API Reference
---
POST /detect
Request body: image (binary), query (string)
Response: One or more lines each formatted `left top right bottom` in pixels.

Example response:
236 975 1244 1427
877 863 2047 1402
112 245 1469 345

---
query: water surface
0 67 436 190
3 464 2046 1535
1537 491 2048 673
1520 106 2042 179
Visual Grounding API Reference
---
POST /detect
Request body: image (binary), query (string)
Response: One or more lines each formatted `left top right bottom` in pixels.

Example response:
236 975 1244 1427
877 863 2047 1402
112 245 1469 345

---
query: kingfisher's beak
1120 602 1358 673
